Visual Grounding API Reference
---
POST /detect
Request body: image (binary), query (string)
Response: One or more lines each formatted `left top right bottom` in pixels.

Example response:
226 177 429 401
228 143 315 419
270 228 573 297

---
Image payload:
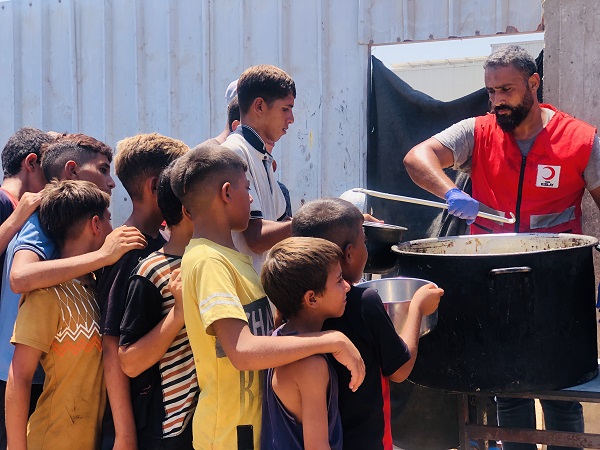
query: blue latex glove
444 188 479 225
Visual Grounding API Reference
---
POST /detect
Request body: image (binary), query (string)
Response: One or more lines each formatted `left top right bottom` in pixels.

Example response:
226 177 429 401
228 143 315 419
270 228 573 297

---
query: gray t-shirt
434 108 600 190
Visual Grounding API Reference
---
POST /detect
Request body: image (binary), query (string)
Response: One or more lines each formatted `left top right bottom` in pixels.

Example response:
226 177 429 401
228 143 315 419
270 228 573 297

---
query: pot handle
488 267 534 331
489 266 532 276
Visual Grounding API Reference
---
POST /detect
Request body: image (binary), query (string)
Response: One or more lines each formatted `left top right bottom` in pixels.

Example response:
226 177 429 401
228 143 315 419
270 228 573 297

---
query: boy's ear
342 242 354 264
22 153 39 173
252 97 265 115
221 182 232 203
302 290 318 308
64 160 78 180
182 205 192 220
90 215 102 235
147 176 159 198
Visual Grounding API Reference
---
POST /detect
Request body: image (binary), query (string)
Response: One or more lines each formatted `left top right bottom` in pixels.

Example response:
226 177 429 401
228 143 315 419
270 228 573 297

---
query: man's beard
493 89 534 133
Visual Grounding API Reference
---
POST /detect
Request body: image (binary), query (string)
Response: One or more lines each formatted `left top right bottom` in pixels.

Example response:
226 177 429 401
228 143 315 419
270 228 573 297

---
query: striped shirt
120 252 199 441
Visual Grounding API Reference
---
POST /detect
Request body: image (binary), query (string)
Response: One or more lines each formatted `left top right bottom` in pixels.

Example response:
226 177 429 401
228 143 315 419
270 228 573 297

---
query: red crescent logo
542 166 556 180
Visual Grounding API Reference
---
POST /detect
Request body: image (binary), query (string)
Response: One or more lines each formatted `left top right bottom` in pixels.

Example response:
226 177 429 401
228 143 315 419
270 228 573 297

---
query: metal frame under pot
392 233 599 393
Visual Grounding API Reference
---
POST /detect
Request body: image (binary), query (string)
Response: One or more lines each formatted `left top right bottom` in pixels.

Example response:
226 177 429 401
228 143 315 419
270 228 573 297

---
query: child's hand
363 213 383 223
99 226 148 265
328 331 366 392
168 268 184 321
12 191 42 222
411 283 444 316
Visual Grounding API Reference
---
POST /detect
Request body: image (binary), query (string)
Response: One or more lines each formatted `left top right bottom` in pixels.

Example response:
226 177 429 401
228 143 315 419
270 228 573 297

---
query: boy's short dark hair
170 144 247 215
227 96 240 132
39 180 110 248
2 127 54 178
292 198 364 250
115 133 189 201
41 134 113 182
157 164 183 227
237 65 296 114
261 237 343 320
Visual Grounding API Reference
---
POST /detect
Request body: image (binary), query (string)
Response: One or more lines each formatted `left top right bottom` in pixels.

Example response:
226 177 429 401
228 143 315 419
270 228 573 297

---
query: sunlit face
316 262 351 319
485 65 535 132
229 170 253 232
77 155 116 195
261 94 295 144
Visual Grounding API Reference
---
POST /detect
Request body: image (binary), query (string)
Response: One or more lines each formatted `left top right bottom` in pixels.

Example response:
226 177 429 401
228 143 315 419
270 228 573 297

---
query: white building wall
0 0 542 225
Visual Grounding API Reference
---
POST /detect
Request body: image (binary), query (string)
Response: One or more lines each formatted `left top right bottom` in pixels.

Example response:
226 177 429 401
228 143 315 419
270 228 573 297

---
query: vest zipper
514 155 527 232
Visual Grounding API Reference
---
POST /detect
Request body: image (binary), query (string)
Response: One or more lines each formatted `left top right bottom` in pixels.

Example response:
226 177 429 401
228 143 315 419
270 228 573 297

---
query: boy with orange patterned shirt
6 180 114 450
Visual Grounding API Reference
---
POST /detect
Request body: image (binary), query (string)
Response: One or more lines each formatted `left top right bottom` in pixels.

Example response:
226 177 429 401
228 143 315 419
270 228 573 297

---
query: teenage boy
292 198 444 450
6 179 114 450
261 237 350 450
222 64 295 272
98 133 188 449
0 128 53 281
170 144 365 450
0 134 147 448
0 127 52 449
118 166 197 449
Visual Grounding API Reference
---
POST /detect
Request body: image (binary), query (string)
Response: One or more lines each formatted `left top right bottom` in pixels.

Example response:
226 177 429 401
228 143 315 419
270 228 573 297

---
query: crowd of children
0 63 443 450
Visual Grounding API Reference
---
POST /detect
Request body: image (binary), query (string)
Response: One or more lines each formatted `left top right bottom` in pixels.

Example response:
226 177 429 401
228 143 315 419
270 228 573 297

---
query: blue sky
371 32 544 66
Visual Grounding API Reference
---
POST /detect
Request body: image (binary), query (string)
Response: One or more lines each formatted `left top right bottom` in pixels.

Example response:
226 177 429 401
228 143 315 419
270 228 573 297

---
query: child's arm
118 269 185 377
242 218 291 254
389 283 443 383
0 192 41 256
294 357 332 450
213 318 365 391
6 344 43 450
103 336 138 450
10 225 147 293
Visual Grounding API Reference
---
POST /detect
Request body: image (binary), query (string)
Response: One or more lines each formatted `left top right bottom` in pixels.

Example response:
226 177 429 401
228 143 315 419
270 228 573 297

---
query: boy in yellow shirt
169 144 365 450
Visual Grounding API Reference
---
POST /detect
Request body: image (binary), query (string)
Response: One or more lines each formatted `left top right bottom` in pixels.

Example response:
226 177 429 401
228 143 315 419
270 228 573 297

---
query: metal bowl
363 222 408 274
356 277 438 337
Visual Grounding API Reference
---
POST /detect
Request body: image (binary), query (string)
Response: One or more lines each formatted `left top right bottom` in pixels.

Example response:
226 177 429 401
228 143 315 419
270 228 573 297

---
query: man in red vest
404 45 600 450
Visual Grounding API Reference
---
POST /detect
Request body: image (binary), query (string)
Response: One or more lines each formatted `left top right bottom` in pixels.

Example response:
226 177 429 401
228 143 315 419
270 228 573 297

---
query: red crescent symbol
542 166 556 180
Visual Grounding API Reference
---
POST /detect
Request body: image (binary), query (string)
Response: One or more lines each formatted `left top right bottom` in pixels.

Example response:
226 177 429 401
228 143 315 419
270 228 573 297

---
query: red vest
470 104 596 234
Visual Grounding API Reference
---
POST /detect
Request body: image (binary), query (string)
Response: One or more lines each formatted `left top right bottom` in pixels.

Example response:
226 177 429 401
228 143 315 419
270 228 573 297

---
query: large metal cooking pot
392 233 599 393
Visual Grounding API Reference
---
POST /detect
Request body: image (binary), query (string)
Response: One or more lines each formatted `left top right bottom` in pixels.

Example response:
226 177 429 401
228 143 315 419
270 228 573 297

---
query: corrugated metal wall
0 0 542 224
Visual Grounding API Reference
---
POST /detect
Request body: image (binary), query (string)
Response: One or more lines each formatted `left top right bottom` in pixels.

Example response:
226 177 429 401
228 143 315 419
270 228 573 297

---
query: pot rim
392 232 599 257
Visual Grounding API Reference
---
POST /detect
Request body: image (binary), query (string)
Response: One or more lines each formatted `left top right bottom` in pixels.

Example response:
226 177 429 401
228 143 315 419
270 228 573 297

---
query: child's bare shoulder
277 354 330 385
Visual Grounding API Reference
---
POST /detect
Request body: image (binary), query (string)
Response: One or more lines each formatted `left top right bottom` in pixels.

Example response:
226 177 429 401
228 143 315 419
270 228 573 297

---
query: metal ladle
352 188 516 225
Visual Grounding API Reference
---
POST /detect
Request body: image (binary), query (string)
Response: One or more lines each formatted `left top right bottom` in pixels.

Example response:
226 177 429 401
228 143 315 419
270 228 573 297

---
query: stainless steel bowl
356 277 438 337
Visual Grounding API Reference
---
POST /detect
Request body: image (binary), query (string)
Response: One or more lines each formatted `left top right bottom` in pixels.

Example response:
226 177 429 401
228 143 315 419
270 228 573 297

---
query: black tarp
367 55 489 240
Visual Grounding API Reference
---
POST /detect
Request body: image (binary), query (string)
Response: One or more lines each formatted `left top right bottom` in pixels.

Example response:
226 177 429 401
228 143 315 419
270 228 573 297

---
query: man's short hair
157 164 183 227
114 133 189 201
292 198 364 251
41 134 113 182
484 45 537 79
39 180 110 248
2 127 54 178
170 144 247 215
236 65 296 115
227 96 240 132
261 237 343 320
